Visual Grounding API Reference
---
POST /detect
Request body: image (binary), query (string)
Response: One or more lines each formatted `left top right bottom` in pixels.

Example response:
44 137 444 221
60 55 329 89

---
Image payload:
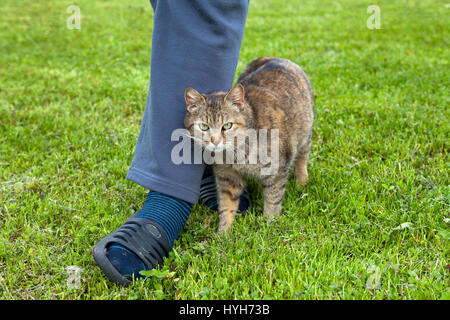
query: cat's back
238 57 312 95
237 57 314 130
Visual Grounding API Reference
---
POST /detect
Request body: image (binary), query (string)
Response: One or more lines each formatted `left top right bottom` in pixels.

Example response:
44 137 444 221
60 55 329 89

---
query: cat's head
184 84 250 153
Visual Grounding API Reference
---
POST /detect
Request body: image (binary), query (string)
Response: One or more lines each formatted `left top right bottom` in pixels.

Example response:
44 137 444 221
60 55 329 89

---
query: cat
184 57 314 232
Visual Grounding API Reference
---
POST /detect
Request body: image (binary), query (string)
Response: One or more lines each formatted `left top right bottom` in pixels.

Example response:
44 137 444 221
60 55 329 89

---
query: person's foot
199 166 252 214
94 167 251 286
93 190 192 285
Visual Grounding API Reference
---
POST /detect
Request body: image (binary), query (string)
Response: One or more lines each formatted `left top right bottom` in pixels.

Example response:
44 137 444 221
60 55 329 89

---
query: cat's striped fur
184 57 314 232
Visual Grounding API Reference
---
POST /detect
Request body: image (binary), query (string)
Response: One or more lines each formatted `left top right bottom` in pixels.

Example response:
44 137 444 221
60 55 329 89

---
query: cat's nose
211 136 221 146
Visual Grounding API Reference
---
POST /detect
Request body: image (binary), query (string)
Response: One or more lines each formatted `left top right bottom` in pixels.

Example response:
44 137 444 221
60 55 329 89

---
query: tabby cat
184 57 314 232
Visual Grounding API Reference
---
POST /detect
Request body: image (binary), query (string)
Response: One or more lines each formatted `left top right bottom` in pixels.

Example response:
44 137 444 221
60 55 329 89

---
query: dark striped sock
136 191 192 247
106 191 192 279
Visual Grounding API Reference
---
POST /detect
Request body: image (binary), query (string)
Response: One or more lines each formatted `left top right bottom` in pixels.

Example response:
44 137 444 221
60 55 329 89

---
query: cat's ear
185 88 205 112
224 83 245 110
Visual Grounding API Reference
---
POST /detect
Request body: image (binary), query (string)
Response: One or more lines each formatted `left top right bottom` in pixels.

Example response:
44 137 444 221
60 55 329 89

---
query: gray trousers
127 0 249 203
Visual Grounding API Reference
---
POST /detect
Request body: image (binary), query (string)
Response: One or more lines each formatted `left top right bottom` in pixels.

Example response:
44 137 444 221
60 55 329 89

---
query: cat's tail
237 57 275 83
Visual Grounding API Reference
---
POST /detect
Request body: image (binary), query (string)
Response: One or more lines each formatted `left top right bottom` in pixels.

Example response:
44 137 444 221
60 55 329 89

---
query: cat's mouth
204 143 225 153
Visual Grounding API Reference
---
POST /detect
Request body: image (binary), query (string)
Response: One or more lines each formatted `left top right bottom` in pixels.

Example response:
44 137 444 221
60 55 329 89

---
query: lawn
0 0 448 299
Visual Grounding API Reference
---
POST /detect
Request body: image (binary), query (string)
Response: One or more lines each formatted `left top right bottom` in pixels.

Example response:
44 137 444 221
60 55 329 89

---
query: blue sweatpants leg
127 0 249 204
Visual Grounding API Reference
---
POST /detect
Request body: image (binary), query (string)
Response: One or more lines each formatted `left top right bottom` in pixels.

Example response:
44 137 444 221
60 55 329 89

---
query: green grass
0 0 448 299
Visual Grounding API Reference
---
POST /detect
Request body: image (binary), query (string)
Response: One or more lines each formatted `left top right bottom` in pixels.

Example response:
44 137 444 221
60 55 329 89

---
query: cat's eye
222 122 233 130
199 123 209 131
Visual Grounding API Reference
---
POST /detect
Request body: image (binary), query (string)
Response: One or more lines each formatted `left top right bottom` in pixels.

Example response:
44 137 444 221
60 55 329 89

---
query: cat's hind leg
294 140 311 186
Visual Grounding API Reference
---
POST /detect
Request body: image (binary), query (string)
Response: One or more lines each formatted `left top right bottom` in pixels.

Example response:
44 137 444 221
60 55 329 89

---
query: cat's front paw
217 223 232 234
296 172 308 187
264 211 281 221
263 204 282 220
217 208 236 234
